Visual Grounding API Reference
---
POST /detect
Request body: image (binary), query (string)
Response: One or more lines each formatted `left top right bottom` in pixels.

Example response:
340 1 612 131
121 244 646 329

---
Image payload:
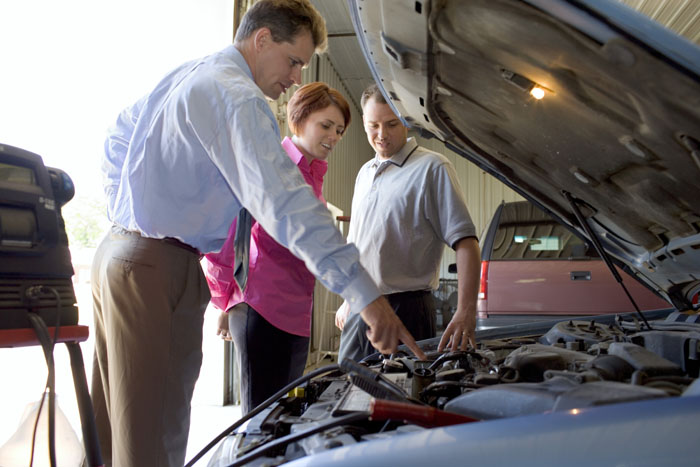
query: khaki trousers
91 226 210 466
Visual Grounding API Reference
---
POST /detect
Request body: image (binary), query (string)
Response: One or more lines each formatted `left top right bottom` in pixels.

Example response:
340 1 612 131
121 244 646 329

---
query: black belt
385 289 431 300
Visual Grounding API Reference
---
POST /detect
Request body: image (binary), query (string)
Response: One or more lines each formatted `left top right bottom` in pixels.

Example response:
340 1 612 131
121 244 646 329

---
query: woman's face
293 104 345 163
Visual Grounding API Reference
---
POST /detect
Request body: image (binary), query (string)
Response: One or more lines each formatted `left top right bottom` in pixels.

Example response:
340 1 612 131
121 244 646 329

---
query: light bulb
530 86 545 100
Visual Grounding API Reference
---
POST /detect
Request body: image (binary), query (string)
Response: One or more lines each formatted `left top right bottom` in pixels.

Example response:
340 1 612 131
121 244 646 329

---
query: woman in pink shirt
202 82 351 414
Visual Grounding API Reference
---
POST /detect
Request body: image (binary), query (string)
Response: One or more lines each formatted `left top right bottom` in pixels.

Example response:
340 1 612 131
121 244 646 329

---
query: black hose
27 286 62 467
184 363 340 466
225 412 369 467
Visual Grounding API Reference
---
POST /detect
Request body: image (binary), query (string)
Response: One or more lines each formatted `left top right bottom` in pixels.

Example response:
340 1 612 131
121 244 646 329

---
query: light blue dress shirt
103 45 378 311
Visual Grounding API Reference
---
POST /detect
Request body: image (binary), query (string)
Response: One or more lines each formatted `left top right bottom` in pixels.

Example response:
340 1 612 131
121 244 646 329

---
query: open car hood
349 0 700 309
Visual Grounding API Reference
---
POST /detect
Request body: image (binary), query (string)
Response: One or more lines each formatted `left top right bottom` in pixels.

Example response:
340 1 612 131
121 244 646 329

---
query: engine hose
225 412 369 467
185 363 340 466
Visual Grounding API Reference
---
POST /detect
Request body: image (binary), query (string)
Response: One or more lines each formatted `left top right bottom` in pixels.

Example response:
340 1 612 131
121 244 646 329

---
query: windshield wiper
562 191 653 331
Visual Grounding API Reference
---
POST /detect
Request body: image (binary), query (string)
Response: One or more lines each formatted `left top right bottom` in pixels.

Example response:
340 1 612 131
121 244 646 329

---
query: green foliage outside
61 194 111 248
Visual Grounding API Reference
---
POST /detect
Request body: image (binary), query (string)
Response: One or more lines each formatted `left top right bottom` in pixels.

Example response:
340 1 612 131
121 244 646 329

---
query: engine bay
207 311 700 466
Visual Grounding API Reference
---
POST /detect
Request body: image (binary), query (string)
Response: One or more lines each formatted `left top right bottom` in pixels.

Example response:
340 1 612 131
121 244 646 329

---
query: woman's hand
216 311 232 341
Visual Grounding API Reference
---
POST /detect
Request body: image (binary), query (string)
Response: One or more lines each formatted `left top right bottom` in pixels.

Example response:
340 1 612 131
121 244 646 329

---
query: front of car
205 308 700 466
205 1 700 465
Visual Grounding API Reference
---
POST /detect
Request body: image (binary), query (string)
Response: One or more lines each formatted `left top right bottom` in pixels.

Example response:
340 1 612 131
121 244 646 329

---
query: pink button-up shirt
202 137 328 337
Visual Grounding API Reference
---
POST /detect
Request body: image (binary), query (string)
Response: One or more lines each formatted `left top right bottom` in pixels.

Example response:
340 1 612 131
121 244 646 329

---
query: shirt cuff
340 268 381 316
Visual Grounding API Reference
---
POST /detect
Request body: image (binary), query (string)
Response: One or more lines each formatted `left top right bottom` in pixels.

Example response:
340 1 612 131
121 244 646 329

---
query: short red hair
287 82 351 136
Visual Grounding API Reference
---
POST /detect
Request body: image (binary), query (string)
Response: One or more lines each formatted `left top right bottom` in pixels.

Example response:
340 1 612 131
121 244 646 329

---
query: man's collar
371 137 417 168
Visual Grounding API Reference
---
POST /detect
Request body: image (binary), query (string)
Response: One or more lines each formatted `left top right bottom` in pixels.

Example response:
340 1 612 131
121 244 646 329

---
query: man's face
362 97 408 159
254 28 315 100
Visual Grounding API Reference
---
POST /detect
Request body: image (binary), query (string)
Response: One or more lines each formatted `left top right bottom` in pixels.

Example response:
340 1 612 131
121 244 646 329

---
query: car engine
207 311 700 466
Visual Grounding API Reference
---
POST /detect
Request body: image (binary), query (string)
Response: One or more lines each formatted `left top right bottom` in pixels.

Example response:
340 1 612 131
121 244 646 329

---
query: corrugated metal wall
618 0 700 43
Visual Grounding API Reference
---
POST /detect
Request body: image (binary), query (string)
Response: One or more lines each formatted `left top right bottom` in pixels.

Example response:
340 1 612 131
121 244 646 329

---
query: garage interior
1 0 698 464
193 3 700 459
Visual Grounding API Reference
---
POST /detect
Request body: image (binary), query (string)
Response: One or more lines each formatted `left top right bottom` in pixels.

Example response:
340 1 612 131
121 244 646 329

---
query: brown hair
360 83 387 110
287 82 351 136
235 0 328 53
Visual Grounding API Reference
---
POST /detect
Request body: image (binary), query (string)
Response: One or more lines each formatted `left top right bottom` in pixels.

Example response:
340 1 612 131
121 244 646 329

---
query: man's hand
216 311 232 341
438 237 480 352
335 302 350 330
360 297 427 360
438 306 476 352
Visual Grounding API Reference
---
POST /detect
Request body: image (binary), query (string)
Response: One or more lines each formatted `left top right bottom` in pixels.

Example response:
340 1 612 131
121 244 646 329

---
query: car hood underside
350 0 700 309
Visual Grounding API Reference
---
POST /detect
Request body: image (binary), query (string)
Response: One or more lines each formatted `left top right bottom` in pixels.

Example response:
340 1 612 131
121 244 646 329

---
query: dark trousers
228 303 310 414
338 290 436 362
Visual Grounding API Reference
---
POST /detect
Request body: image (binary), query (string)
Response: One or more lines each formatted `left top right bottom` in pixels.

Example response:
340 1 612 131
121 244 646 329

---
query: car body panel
477 200 670 319
481 259 669 316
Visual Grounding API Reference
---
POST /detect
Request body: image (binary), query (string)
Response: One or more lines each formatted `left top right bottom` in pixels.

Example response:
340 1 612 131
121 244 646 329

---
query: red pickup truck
476 201 671 328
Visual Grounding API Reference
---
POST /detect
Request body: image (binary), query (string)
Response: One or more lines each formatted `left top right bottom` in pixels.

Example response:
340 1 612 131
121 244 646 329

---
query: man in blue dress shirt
91 1 425 465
